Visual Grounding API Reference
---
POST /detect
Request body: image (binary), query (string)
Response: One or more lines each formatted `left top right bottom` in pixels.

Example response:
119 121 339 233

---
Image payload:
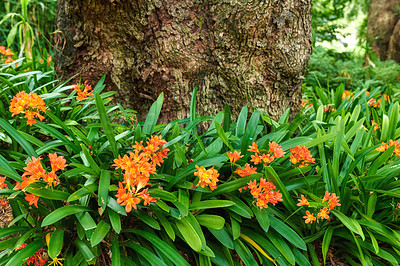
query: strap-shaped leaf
42 205 92 227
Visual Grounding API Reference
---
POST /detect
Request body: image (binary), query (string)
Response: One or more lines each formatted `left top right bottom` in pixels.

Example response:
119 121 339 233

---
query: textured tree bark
366 0 400 62
55 0 312 123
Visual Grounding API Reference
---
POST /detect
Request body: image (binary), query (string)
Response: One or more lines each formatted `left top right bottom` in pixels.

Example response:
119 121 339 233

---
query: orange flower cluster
0 176 9 207
227 150 243 164
17 243 47 266
301 99 312 108
113 135 168 212
342 90 353 100
368 98 380 108
240 178 282 209
323 106 336 112
13 153 67 208
299 191 341 224
249 142 285 166
40 56 52 64
376 139 400 157
4 56 13 64
234 163 257 177
371 120 380 130
194 165 219 190
9 91 46 126
0 46 13 56
289 146 315 167
72 82 94 101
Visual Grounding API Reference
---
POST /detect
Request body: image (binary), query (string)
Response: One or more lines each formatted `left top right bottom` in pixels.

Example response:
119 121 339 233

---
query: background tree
366 0 400 63
55 0 312 122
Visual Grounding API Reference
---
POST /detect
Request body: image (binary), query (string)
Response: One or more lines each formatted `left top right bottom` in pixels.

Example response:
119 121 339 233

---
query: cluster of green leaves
0 0 56 58
305 46 400 95
0 57 400 266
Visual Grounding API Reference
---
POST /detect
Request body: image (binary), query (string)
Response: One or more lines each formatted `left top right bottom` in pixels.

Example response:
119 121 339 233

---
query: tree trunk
55 0 312 123
366 0 400 62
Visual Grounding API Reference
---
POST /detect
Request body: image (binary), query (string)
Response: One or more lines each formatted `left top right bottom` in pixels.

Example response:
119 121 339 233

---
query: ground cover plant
0 44 400 265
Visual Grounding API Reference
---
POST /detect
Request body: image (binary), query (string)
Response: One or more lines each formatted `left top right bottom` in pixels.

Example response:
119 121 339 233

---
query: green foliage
305 46 400 95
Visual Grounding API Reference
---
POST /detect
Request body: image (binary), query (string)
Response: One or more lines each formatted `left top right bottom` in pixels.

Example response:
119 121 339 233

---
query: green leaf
124 242 167 266
74 239 95 262
269 216 306 250
81 144 101 175
265 166 296 211
107 196 127 216
111 236 121 266
153 208 175 240
48 230 64 259
189 200 234 210
322 226 334 265
215 121 233 149
26 183 70 200
231 217 240 240
253 208 269 233
108 210 121 234
5 239 43 266
0 227 29 239
331 210 365 240
208 228 234 249
175 217 202 252
367 192 377 218
236 106 248 137
240 110 260 154
0 118 37 157
223 104 231 132
98 170 111 210
125 229 190 266
42 205 92 227
190 88 198 122
95 93 118 158
7 22 20 47
91 220 111 247
132 209 160 230
67 183 98 202
76 212 96 231
196 214 225 230
143 92 164 135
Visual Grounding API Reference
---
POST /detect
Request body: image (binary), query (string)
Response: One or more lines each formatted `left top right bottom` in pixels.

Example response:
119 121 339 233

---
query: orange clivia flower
114 135 167 210
73 82 94 101
297 194 309 206
25 193 39 208
194 165 219 190
269 141 285 159
317 207 330 220
376 143 388 153
376 139 400 157
0 176 8 189
371 120 380 130
301 99 312 108
322 190 331 202
342 90 353 100
0 198 8 207
22 156 46 180
248 142 260 154
4 56 13 64
368 98 380 108
227 150 243 164
0 46 13 56
289 146 315 167
49 152 68 172
9 91 46 126
43 171 60 187
235 163 257 177
327 193 341 210
246 178 282 209
138 188 157 206
303 211 316 224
